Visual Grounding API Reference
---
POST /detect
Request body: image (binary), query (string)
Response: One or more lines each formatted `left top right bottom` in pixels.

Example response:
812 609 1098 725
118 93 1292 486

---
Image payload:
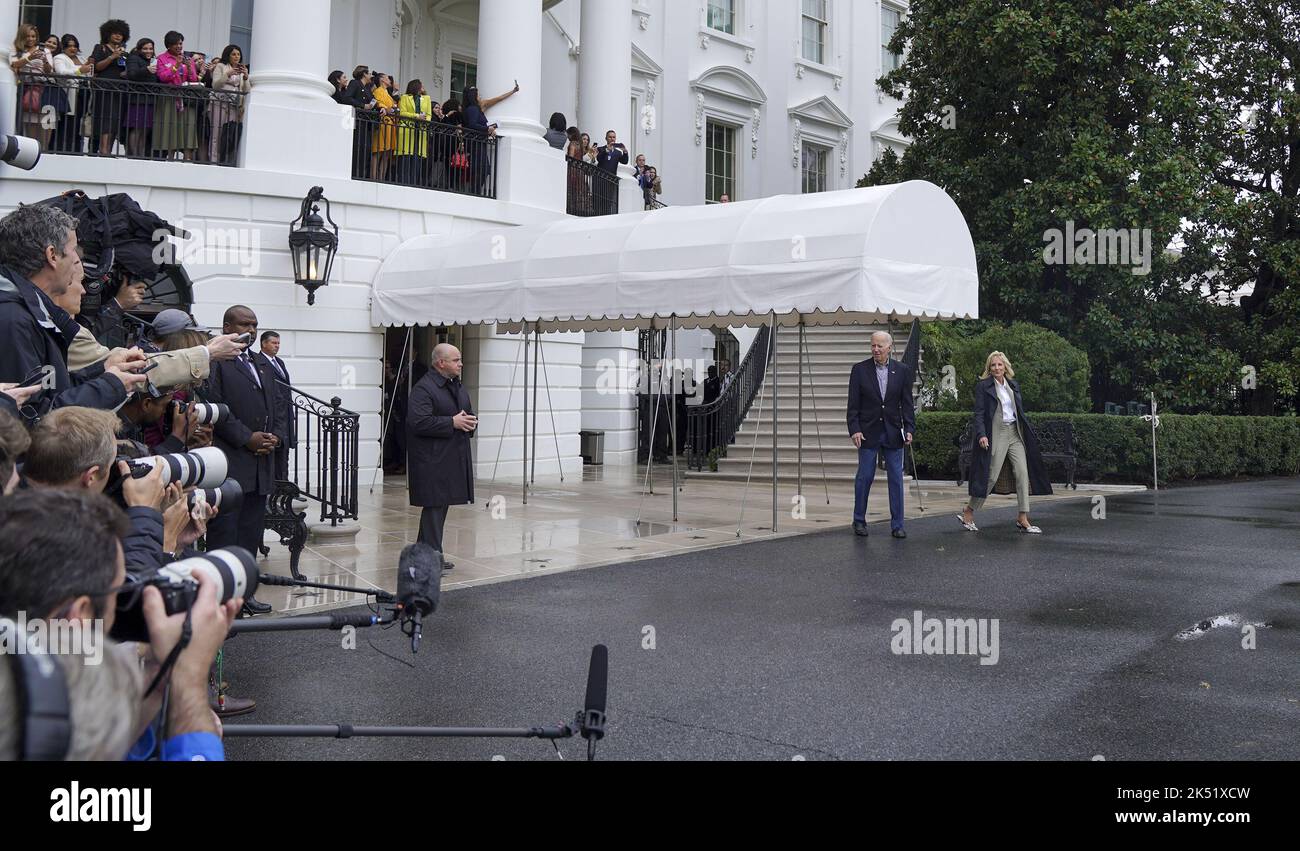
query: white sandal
957 514 979 532
1016 523 1042 534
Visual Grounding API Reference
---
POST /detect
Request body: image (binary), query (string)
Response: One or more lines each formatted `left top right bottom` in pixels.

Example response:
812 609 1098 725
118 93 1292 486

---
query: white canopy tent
372 181 979 531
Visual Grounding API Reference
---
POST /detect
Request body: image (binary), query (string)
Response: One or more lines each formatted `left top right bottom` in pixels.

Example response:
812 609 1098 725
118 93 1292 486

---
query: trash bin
579 430 605 466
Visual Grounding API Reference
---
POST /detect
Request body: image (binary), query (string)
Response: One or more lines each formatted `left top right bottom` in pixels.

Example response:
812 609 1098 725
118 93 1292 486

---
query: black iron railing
350 109 498 199
567 156 620 216
282 386 361 527
16 72 245 164
685 325 773 471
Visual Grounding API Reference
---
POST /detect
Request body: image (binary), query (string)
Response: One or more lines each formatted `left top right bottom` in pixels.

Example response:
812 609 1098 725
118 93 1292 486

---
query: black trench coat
967 376 1054 500
407 370 475 508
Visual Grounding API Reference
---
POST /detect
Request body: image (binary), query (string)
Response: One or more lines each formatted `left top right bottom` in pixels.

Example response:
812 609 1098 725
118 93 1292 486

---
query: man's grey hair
871 331 894 346
0 205 79 278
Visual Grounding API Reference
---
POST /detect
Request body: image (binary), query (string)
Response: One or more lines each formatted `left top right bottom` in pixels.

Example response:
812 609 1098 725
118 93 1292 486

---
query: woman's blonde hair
13 23 38 53
979 351 1016 380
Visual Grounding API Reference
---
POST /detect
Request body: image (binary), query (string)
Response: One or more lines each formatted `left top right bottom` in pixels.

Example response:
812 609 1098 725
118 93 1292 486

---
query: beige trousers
968 418 1031 513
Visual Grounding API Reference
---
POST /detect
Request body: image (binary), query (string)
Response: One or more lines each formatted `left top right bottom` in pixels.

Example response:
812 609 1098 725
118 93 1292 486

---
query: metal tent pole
531 323 540 484
522 329 529 505
370 325 413 494
536 332 565 483
670 316 678 523
771 310 779 533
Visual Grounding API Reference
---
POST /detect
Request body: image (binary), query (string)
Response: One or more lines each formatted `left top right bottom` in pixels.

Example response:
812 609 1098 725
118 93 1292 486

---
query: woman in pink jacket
154 30 200 160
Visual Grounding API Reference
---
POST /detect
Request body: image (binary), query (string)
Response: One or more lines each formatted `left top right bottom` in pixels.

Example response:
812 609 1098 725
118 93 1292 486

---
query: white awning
370 180 979 331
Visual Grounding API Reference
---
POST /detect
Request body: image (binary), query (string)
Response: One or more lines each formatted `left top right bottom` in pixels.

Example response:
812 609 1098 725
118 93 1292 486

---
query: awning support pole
802 322 832 506
771 310 779 534
371 325 413 494
531 322 540 485
671 315 679 523
636 323 664 525
536 329 565 483
487 335 524 499
523 329 529 506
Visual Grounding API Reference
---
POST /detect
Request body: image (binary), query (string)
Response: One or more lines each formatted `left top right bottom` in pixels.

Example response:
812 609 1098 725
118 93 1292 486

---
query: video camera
110 547 260 643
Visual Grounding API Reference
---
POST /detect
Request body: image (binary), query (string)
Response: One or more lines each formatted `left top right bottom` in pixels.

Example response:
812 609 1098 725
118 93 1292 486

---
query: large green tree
862 0 1298 414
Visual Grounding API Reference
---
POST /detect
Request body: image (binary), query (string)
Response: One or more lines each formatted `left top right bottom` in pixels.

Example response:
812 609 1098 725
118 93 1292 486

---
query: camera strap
143 606 194 698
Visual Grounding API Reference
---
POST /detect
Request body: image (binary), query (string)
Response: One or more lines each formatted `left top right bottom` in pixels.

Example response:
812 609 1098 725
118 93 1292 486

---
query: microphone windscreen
584 644 608 714
396 543 442 617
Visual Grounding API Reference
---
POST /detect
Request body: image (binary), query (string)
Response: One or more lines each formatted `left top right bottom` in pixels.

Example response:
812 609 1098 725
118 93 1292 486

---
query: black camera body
110 547 260 643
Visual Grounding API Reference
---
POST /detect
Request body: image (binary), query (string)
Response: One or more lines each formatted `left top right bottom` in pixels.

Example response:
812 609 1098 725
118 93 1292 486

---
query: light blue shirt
874 361 889 399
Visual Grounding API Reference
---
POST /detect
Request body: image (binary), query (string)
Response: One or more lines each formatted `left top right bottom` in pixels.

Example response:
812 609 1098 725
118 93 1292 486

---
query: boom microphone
396 543 442 653
580 644 608 746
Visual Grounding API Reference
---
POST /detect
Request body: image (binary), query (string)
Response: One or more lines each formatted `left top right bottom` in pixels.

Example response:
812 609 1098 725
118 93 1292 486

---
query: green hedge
912 412 1300 486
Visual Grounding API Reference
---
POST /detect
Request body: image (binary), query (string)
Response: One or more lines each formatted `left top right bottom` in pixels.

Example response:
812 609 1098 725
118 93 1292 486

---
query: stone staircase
686 325 916 484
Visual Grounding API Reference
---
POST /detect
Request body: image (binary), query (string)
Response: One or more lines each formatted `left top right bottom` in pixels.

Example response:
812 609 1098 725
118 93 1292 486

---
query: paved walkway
256 465 1143 613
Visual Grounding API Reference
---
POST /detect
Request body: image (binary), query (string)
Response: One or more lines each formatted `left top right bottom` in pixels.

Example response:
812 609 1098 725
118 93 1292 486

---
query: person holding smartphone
90 19 131 155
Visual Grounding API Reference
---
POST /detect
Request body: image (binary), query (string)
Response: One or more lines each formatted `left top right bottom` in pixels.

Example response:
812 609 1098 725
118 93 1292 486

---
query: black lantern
288 186 339 305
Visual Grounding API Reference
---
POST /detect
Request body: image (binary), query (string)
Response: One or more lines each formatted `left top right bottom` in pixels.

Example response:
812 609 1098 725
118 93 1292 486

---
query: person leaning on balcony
397 79 440 187
154 31 200 161
544 112 568 149
369 71 399 181
50 34 93 153
11 23 53 147
209 44 250 165
958 351 1054 535
90 19 131 156
123 38 157 159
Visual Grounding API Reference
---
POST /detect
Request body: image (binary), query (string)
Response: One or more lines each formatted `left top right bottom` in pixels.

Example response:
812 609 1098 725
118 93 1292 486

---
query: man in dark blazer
594 130 629 215
846 331 916 539
257 330 295 481
204 305 285 614
407 343 477 571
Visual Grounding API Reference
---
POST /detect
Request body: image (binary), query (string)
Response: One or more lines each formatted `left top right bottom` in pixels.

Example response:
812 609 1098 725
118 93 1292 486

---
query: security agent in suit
407 344 476 571
257 331 295 481
846 331 916 539
203 305 285 614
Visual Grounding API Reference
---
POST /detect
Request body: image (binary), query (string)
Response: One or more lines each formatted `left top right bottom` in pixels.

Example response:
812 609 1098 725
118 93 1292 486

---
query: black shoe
442 561 455 572
852 522 869 537
892 529 907 539
242 596 273 616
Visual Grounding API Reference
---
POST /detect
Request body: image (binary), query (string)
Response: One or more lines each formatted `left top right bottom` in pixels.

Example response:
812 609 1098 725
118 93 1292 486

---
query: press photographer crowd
0 201 290 761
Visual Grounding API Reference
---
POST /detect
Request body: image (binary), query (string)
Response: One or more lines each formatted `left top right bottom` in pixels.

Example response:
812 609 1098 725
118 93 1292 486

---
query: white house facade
0 0 907 487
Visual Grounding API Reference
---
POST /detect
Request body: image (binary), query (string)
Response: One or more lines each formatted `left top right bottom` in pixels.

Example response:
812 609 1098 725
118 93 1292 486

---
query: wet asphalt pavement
224 479 1299 761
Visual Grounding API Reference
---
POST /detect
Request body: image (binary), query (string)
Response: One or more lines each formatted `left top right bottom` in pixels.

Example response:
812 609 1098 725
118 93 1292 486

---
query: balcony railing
350 109 498 200
15 72 245 165
567 156 620 216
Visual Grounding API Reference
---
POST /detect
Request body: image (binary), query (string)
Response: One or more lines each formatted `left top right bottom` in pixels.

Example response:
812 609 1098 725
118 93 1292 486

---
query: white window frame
881 3 904 76
706 0 738 36
801 0 829 65
705 119 739 204
801 142 830 194
449 57 478 103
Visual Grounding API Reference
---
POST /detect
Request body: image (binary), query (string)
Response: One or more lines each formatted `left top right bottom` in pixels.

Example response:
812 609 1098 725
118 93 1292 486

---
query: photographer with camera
0 206 150 418
203 306 285 615
21 407 172 572
58 271 247 383
0 489 240 760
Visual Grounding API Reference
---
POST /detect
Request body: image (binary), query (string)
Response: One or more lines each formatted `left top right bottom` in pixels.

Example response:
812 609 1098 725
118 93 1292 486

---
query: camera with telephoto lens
110 547 260 642
119 446 228 490
187 402 230 426
188 478 242 513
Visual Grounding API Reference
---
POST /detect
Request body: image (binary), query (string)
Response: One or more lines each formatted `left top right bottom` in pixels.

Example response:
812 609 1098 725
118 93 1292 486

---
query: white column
578 0 632 147
241 0 351 178
476 0 545 141
0 0 20 142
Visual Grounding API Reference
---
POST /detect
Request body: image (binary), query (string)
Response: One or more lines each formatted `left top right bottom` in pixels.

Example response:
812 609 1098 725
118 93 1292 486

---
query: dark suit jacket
205 355 286 496
595 144 628 174
846 358 916 450
258 352 296 448
407 370 475 508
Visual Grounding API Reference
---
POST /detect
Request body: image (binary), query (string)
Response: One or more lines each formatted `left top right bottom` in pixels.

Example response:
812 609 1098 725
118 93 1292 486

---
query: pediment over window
788 96 853 129
690 65 767 105
632 43 662 77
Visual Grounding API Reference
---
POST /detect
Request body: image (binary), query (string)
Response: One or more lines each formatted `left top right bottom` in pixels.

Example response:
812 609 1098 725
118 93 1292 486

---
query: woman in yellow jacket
397 79 440 187
370 72 398 181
